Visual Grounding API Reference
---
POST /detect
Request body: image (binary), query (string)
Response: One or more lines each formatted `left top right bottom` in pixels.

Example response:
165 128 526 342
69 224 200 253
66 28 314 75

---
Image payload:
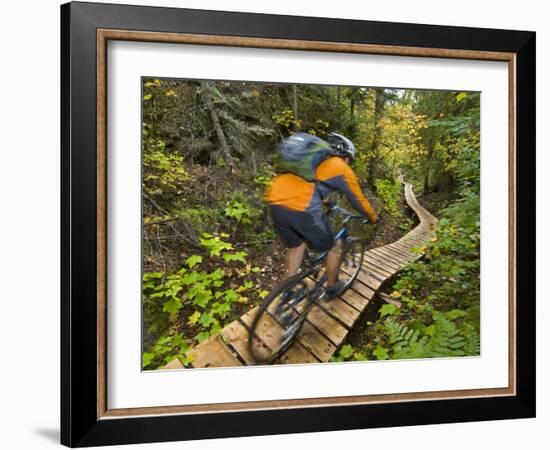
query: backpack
273 132 335 181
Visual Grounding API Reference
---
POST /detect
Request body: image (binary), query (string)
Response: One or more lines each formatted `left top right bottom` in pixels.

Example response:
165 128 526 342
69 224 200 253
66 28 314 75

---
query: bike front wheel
247 274 311 364
338 238 365 292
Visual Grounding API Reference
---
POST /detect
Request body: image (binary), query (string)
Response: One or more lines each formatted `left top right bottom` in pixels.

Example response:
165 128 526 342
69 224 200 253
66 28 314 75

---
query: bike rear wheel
247 274 312 364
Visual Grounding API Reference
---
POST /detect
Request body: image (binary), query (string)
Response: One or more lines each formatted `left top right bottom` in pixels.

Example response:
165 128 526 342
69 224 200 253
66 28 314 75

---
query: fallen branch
378 292 402 308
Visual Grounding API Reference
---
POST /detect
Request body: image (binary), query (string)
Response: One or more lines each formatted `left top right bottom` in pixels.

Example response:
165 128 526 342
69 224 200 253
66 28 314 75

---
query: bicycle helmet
327 132 356 162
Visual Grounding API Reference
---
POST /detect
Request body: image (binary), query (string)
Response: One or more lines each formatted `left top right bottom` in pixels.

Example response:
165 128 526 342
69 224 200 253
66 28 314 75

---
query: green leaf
179 353 195 366
209 322 222 336
379 303 398 318
199 233 234 257
456 92 468 102
170 334 184 347
223 289 240 303
143 272 163 280
192 290 212 308
424 324 436 337
194 331 210 343
445 309 467 321
162 297 182 314
241 281 254 290
142 352 155 368
222 251 247 263
181 271 201 285
209 268 225 280
198 312 216 328
188 311 201 324
185 255 203 268
211 301 231 317
339 344 354 359
372 346 389 360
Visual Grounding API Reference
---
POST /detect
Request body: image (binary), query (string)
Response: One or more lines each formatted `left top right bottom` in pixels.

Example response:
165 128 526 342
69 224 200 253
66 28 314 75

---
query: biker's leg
325 239 343 288
285 242 306 278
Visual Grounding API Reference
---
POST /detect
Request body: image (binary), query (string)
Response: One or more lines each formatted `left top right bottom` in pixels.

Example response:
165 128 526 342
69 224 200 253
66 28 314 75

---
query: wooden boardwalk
161 181 437 369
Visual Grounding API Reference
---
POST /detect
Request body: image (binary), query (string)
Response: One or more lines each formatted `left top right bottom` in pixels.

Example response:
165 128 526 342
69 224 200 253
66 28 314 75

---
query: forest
141 78 481 369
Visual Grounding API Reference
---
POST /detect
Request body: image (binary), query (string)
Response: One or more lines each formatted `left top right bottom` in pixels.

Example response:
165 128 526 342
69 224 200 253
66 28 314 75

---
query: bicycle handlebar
328 204 371 224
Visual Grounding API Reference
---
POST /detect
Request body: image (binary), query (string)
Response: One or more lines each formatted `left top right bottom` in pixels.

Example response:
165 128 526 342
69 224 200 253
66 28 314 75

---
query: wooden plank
339 265 378 292
240 307 319 364
409 226 430 235
390 246 421 261
339 287 370 311
359 265 385 282
399 237 424 247
262 277 355 349
355 269 383 290
373 246 410 263
388 241 416 253
240 306 284 347
189 335 242 368
399 239 424 248
221 319 271 365
359 263 387 281
402 238 424 246
261 290 359 354
294 320 337 362
361 259 394 278
414 228 433 238
396 234 424 245
159 358 185 370
266 284 309 321
385 244 416 259
319 297 360 328
390 245 418 257
367 249 402 269
348 278 377 300
306 306 349 346
363 253 399 275
278 340 320 364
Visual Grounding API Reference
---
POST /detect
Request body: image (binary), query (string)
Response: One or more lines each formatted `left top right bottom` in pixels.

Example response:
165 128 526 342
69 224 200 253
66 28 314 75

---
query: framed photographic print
61 1 536 447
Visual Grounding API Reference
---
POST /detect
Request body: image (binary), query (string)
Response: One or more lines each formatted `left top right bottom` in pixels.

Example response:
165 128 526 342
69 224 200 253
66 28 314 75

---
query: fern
428 312 465 357
383 312 480 360
461 323 481 355
385 319 430 359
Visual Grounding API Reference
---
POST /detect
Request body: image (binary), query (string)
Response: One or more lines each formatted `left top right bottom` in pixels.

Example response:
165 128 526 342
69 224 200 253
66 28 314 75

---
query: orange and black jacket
265 156 378 222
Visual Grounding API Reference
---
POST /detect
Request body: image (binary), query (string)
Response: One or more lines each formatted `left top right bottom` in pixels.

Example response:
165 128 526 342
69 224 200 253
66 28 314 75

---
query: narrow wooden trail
161 181 437 370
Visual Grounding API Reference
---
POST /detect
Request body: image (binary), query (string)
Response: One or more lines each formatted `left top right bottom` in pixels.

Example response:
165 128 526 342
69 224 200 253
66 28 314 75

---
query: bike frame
307 206 365 267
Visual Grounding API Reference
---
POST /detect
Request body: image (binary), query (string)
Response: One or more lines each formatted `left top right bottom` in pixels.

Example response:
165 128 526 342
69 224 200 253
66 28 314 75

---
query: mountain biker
265 132 378 300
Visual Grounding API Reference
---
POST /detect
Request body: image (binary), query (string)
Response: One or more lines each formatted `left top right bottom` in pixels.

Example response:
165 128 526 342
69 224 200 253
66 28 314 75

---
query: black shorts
270 205 334 252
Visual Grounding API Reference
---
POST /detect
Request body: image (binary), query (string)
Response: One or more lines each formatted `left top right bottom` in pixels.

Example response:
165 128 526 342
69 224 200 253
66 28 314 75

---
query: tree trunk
201 83 235 173
292 84 299 121
368 89 387 185
423 140 434 193
349 93 356 122
332 86 342 127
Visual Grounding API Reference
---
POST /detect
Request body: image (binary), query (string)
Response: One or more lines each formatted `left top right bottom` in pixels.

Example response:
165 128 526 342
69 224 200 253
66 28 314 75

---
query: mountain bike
247 204 368 364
